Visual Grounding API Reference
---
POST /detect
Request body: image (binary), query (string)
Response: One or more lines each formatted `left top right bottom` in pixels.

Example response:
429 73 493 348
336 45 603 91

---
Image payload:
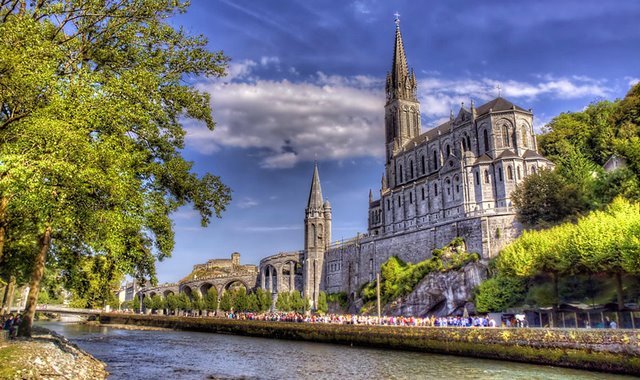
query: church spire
386 15 417 103
307 163 323 211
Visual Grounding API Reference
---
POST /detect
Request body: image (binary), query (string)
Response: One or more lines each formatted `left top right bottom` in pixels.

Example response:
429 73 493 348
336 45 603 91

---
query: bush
474 274 527 313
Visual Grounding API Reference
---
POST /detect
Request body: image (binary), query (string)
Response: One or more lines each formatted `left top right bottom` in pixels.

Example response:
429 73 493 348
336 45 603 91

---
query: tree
143 295 153 312
276 292 291 312
512 169 586 227
255 288 272 312
474 275 526 313
177 293 191 314
219 291 232 312
247 292 259 313
317 292 328 314
0 2 231 336
151 294 164 313
203 287 219 313
232 288 248 312
191 291 204 315
132 295 141 313
166 294 178 315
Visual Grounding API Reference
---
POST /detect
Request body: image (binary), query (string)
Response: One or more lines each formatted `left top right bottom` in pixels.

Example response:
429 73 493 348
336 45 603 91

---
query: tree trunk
615 272 625 311
19 225 52 337
0 196 8 263
551 272 560 328
1 275 16 315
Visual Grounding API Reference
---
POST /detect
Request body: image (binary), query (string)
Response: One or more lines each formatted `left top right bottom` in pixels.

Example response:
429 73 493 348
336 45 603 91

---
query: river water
41 322 632 380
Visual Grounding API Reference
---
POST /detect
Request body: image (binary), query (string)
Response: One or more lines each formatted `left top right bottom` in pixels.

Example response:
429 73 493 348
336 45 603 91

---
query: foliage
474 274 527 313
361 238 480 304
0 1 232 336
203 288 218 311
132 295 141 312
191 290 204 312
219 291 232 312
326 292 349 310
151 294 165 311
177 293 191 311
317 292 328 315
511 168 587 227
255 288 272 312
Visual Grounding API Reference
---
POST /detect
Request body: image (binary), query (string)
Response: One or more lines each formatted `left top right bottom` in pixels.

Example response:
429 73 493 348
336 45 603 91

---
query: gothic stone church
279 22 553 309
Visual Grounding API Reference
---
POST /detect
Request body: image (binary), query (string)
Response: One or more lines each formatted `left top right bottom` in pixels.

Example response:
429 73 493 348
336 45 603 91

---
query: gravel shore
0 326 108 379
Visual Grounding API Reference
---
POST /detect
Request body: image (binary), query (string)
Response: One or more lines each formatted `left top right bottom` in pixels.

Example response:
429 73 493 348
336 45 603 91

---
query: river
40 322 632 380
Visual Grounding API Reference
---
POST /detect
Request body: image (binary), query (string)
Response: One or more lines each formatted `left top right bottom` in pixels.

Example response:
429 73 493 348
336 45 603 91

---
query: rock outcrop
385 261 488 317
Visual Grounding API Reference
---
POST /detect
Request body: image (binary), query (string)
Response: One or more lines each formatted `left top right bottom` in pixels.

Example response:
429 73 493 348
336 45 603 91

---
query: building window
517 166 521 180
531 165 537 174
484 170 489 184
446 179 451 196
433 150 438 169
462 138 467 152
475 171 480 185
521 128 528 147
421 187 425 200
466 135 471 152
446 144 451 157
409 192 413 204
387 199 390 210
507 165 513 180
410 161 414 179
455 176 460 193
421 155 426 174
397 196 401 207
498 167 503 182
483 129 489 153
503 125 510 147
434 183 438 196
370 258 373 270
399 165 403 183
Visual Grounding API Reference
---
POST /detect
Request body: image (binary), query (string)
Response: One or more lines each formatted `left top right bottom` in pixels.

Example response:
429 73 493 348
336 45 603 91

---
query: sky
154 0 640 283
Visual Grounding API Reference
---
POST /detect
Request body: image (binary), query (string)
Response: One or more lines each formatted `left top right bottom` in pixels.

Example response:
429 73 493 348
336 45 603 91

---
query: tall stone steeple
384 16 421 185
303 163 331 310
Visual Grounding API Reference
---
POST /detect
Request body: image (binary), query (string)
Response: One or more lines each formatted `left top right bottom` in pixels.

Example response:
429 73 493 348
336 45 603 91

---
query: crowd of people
1 313 22 339
220 312 511 328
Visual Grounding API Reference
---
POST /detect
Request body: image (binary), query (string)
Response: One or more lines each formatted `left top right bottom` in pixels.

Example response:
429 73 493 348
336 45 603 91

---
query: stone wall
324 213 520 297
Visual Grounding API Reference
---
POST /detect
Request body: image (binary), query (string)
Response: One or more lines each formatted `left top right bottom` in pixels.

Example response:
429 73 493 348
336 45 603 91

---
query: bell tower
384 15 421 163
303 163 331 310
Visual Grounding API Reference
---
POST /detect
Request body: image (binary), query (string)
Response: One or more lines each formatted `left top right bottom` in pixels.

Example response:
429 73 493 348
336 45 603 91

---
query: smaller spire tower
303 163 331 310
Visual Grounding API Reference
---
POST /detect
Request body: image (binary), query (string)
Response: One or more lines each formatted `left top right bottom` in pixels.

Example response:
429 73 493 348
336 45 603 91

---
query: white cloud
625 76 640 87
186 58 612 168
237 197 259 209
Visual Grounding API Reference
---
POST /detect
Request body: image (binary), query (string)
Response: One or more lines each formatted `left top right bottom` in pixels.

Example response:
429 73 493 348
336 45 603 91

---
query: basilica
143 21 553 311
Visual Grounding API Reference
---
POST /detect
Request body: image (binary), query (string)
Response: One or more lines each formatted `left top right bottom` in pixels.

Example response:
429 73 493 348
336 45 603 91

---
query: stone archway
180 284 194 300
163 290 174 298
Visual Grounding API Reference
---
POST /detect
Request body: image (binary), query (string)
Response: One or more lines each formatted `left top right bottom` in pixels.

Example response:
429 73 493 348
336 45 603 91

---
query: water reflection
41 322 631 380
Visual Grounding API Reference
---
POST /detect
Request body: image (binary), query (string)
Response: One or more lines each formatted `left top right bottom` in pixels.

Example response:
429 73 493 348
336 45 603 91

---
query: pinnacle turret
385 21 417 103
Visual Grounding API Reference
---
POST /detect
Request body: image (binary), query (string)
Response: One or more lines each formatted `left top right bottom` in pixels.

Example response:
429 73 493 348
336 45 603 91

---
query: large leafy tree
0 2 231 336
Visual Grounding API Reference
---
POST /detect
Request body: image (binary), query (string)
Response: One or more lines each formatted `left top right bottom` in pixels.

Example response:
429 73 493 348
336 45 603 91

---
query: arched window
410 161 414 179
503 125 510 147
409 192 413 204
421 155 426 175
433 150 438 169
462 137 467 152
517 166 521 180
507 165 513 180
521 128 528 148
446 179 451 196
446 144 451 157
454 176 460 193
475 171 480 185
498 167 503 181
531 165 537 174
484 170 489 184
399 165 403 183
421 187 425 200
434 183 438 196
466 135 472 152
483 129 489 153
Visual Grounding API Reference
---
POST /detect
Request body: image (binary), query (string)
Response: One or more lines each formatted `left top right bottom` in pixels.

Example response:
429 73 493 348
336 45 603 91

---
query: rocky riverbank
0 326 108 379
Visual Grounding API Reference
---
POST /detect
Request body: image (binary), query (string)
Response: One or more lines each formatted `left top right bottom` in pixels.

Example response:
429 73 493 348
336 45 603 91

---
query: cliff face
385 261 487 317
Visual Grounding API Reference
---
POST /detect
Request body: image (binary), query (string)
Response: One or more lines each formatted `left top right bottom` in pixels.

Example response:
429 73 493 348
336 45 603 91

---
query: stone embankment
0 326 107 379
101 312 640 376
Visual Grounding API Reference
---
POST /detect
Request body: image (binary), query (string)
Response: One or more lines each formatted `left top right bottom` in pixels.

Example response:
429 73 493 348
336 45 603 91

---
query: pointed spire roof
386 18 417 103
307 163 323 210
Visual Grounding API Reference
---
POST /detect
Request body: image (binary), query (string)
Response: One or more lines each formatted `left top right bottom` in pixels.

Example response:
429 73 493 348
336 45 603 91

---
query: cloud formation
185 59 613 168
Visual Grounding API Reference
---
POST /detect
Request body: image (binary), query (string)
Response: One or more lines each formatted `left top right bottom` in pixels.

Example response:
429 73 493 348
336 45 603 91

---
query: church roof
497 149 519 159
475 97 528 116
474 153 493 164
307 163 323 210
522 149 544 159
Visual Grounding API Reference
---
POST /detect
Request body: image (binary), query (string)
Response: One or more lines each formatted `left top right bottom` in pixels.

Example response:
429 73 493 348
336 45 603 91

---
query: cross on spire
394 12 400 27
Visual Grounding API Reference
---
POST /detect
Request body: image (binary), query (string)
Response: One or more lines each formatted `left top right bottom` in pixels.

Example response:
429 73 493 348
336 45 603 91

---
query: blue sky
155 0 640 283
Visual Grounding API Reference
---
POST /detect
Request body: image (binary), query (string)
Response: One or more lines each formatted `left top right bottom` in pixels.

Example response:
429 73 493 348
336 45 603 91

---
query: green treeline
476 83 640 314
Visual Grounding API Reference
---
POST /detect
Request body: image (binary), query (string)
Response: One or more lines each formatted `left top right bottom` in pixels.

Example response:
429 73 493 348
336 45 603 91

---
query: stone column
289 261 295 291
268 267 273 293
276 265 283 293
261 269 266 290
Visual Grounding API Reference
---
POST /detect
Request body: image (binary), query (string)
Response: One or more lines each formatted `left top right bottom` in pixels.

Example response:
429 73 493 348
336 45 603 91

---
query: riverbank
100 313 640 376
0 326 108 379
